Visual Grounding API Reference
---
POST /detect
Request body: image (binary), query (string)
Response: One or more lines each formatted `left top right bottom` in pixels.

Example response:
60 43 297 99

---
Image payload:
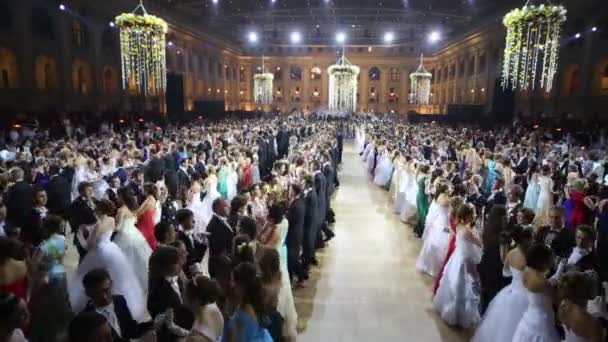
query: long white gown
433 229 482 328
188 188 209 235
421 200 439 241
512 291 559 342
534 175 554 226
373 152 393 187
69 224 146 320
113 215 152 293
416 202 450 277
472 266 529 342
274 219 298 339
399 168 418 222
198 177 221 232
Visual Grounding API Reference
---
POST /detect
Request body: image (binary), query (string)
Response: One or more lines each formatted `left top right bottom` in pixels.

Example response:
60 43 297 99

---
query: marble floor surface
292 144 470 342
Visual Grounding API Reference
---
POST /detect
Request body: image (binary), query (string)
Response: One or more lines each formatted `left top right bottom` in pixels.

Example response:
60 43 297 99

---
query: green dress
415 175 429 237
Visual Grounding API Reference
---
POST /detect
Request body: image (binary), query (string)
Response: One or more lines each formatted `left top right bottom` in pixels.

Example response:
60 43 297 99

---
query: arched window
77 67 87 94
72 20 88 47
310 66 322 80
0 3 12 30
274 66 282 81
31 8 54 39
0 48 16 89
569 69 581 96
290 65 302 80
369 67 380 81
601 65 608 91
389 67 400 82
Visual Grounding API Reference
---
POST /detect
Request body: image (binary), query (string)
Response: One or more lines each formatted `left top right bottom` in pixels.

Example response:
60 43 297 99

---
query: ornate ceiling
153 0 524 50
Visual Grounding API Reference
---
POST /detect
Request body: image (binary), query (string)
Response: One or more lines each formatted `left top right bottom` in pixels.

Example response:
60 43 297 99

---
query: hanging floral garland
501 3 567 93
328 64 360 113
115 9 168 96
254 73 274 105
409 56 432 105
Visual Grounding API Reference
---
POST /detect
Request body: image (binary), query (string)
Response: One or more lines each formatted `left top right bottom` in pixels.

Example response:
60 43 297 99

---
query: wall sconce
313 90 320 97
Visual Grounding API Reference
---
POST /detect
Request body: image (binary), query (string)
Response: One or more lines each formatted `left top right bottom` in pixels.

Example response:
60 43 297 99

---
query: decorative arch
102 65 118 94
561 64 580 96
290 65 302 80
72 60 92 95
0 47 17 89
369 66 381 81
34 55 57 91
592 60 608 95
310 66 322 80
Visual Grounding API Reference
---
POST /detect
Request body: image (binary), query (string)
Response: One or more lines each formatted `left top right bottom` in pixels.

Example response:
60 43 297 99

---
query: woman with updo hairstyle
472 226 534 342
434 203 483 328
185 276 224 342
0 292 29 342
511 244 559 342
224 262 273 342
557 272 602 342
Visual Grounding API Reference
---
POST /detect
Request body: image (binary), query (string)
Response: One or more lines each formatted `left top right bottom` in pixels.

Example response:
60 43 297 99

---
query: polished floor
293 144 470 342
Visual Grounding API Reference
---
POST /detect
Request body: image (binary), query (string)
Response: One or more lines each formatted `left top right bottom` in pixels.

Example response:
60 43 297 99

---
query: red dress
570 190 591 230
0 277 28 300
433 216 457 295
241 164 252 190
138 209 158 250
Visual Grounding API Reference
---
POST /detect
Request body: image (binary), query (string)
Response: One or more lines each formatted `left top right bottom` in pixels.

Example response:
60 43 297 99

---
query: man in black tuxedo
68 182 97 260
59 158 75 186
105 175 121 207
177 159 191 192
82 268 155 342
485 178 507 211
536 206 576 260
128 169 145 204
286 183 306 284
312 161 327 248
45 165 71 218
323 157 336 197
506 185 524 226
4 167 34 228
175 209 207 278
301 175 318 276
515 149 530 175
276 125 289 159
145 149 165 183
207 199 234 258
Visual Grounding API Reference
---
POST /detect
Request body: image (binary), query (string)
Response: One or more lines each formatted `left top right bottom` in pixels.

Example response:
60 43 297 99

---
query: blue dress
223 308 273 342
484 160 497 194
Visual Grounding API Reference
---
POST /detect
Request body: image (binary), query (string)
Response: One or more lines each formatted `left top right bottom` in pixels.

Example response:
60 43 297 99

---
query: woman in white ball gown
433 203 482 328
68 199 146 321
198 166 221 231
416 183 451 277
534 164 554 226
511 244 559 342
112 187 152 293
472 227 533 342
187 174 208 235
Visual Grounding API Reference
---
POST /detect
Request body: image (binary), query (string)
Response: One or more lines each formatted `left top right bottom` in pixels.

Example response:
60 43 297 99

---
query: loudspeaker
491 78 515 124
166 73 184 121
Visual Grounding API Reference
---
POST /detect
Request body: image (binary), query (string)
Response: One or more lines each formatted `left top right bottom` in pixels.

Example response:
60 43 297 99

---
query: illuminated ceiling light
429 31 441 43
109 21 116 28
290 31 301 44
248 31 258 43
383 32 395 44
59 4 66 11
212 0 219 4
592 27 597 32
575 33 581 38
336 32 346 44
271 0 276 3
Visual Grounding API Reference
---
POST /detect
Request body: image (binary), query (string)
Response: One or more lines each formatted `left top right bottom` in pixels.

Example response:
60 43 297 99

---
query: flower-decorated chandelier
115 1 168 96
409 55 432 105
254 56 274 105
501 2 567 93
328 52 359 113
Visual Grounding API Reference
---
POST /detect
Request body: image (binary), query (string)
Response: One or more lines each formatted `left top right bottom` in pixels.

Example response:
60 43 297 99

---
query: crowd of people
0 116 346 342
357 119 608 342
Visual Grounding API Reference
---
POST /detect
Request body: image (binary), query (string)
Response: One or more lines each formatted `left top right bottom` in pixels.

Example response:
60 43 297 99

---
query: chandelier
115 1 168 96
253 56 273 105
328 52 359 113
409 55 432 105
501 2 567 92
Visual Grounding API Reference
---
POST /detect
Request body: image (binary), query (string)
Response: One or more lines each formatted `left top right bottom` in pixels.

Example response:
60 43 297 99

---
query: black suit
147 277 185 342
145 157 165 183
46 175 72 217
277 129 289 158
536 227 576 260
515 157 529 175
5 181 34 227
323 163 336 197
176 230 207 278
128 182 145 204
206 214 234 257
23 208 46 246
84 295 153 342
302 189 318 272
106 188 119 206
286 196 305 281
67 197 97 259
485 190 507 211
313 172 327 240
177 169 191 192
59 166 75 186
507 202 523 226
